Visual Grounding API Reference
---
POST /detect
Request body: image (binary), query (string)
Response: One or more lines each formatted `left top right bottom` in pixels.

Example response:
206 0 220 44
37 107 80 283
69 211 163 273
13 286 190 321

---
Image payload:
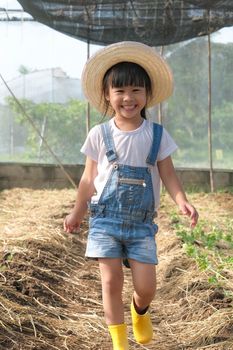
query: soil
0 188 232 350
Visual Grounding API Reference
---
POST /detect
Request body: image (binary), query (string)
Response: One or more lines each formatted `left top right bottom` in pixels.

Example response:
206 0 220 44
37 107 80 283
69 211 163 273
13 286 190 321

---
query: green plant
174 221 233 289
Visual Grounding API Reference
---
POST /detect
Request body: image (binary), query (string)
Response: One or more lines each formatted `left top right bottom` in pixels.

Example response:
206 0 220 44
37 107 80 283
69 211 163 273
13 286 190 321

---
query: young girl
64 41 198 350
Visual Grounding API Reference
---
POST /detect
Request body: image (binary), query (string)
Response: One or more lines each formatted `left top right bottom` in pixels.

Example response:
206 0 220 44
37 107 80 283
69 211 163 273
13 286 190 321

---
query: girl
64 41 198 350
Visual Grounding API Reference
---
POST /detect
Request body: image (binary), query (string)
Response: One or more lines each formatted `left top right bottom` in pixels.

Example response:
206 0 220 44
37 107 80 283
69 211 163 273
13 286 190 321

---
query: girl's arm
157 156 198 228
64 156 98 233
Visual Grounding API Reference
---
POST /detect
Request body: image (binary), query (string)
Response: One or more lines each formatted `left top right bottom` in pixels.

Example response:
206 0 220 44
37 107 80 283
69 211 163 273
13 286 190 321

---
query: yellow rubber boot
131 301 153 344
108 323 129 350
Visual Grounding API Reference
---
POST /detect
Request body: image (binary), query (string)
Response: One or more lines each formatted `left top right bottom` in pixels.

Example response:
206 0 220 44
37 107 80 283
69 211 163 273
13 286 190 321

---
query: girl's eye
115 89 124 93
133 87 144 92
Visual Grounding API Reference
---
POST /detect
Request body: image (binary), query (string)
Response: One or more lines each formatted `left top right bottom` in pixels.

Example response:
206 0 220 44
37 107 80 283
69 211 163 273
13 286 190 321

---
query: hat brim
81 41 173 116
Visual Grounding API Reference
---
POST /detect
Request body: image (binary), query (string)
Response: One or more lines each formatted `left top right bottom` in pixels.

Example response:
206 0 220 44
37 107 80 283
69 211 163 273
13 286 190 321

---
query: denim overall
86 121 163 265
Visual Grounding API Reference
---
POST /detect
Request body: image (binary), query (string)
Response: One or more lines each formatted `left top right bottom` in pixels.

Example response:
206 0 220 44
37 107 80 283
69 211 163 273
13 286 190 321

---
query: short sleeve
157 127 178 161
80 125 102 162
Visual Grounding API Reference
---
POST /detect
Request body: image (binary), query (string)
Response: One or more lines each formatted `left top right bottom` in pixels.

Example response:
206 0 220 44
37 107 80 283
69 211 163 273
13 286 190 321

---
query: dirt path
0 189 232 349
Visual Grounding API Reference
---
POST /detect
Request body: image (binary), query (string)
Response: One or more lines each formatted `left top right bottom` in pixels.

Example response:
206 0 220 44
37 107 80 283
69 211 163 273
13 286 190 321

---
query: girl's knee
102 275 123 295
135 285 156 301
99 258 124 295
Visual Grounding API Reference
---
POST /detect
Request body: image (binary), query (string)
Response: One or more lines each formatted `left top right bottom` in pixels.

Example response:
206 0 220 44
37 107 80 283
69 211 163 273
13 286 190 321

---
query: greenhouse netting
0 1 232 172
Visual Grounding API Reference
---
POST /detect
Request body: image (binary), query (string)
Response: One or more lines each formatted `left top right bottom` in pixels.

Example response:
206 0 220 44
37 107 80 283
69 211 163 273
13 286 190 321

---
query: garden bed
0 188 232 349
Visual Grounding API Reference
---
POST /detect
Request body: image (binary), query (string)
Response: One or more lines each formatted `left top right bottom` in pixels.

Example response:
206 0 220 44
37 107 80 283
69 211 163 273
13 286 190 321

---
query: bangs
103 62 152 93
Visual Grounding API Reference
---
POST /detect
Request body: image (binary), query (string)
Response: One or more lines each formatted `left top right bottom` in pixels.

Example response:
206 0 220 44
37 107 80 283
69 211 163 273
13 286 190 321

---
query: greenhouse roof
17 0 233 46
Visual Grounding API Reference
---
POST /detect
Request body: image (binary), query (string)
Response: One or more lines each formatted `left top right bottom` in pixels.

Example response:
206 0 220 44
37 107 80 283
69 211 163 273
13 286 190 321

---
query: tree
6 97 102 164
18 65 32 75
161 38 233 169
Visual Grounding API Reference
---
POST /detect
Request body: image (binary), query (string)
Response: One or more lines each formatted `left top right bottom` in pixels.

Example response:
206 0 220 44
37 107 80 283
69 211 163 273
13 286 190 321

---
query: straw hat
81 41 173 116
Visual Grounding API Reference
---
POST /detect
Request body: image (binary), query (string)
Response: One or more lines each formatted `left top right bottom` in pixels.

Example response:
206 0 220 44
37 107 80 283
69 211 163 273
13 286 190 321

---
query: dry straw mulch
0 188 232 350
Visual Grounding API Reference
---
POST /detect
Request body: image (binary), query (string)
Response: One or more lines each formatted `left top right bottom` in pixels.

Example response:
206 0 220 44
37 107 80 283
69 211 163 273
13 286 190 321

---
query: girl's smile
106 85 147 121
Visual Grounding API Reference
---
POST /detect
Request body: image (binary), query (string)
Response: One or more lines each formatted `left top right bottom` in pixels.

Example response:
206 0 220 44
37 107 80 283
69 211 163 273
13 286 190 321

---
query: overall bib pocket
117 177 146 205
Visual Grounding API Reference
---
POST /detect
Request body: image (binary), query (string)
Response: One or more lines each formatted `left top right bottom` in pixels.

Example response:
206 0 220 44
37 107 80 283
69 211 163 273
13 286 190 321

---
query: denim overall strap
101 122 118 163
146 123 163 166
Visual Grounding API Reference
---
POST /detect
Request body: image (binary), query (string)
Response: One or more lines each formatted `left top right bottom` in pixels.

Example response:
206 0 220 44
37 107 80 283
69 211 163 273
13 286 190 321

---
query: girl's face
105 85 147 121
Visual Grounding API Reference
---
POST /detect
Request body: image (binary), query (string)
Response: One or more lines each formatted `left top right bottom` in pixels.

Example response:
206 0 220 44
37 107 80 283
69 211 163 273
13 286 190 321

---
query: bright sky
0 21 102 80
0 0 233 81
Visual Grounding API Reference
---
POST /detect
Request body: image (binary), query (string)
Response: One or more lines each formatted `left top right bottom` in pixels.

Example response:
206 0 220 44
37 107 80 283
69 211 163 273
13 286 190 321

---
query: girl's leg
130 259 156 310
129 259 156 344
99 258 129 350
98 258 124 325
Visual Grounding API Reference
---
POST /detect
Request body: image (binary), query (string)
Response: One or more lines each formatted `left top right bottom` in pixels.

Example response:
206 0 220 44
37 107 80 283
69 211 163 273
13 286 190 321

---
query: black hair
102 62 152 119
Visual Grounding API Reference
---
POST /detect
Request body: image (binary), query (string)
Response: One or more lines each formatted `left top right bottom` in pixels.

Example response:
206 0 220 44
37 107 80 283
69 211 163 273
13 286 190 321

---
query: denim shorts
85 216 158 265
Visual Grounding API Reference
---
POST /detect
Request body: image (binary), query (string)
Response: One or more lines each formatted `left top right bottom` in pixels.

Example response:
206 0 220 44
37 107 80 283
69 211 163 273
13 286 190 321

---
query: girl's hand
63 157 97 234
179 202 199 228
63 212 81 234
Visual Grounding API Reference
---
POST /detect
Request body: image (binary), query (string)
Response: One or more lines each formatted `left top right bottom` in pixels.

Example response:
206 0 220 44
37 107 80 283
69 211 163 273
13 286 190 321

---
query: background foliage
2 39 233 168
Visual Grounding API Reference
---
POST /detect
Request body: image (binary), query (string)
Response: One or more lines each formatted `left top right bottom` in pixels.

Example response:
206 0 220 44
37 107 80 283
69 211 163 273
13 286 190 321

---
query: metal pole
86 38 91 135
158 46 164 193
208 33 214 192
158 46 164 125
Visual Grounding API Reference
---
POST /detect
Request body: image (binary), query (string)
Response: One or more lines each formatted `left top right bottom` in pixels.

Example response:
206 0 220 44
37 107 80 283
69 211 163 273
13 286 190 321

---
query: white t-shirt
81 118 178 209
